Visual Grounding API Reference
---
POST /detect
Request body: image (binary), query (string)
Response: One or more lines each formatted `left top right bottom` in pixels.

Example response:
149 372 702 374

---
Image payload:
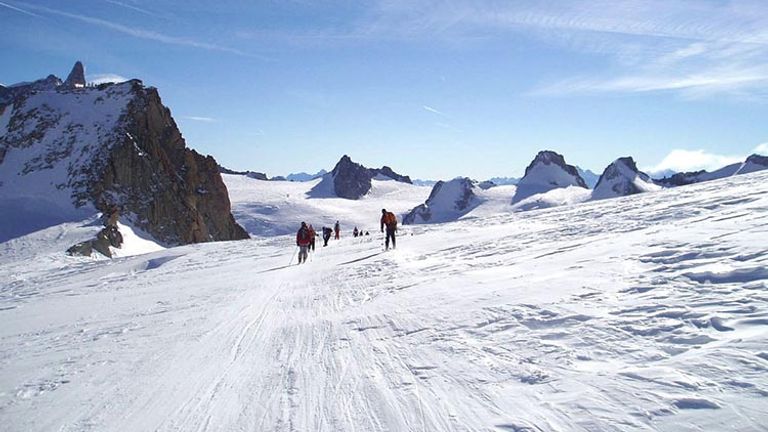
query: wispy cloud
103 0 156 17
423 105 449 117
181 116 217 123
0 0 38 17
88 73 128 84
335 0 768 99
753 143 768 155
15 1 262 58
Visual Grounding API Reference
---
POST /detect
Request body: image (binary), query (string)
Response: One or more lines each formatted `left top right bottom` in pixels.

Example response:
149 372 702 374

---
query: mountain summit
511 150 587 203
592 157 659 200
309 155 411 199
0 62 248 245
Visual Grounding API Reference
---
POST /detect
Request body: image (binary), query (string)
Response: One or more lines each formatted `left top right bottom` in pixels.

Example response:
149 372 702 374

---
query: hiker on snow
353 227 359 238
334 221 341 240
296 222 312 264
308 224 316 252
380 209 398 250
322 226 333 247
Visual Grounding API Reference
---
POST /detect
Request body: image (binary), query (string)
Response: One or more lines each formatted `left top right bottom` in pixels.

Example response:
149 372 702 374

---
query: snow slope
224 174 432 236
2 171 768 431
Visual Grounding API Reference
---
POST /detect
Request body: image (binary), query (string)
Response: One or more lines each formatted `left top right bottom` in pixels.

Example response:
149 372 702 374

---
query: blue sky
2 0 768 180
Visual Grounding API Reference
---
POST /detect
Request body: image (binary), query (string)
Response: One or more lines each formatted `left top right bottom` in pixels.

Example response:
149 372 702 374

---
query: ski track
1 172 768 431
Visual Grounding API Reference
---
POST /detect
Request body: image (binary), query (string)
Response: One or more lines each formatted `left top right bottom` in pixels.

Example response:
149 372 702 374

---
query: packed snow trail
2 172 768 431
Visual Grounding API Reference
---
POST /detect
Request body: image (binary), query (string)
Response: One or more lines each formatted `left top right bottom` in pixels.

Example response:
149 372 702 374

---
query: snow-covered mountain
656 154 768 187
592 156 660 200
309 155 412 199
3 169 767 431
511 150 588 204
0 62 248 247
402 177 482 224
286 169 327 182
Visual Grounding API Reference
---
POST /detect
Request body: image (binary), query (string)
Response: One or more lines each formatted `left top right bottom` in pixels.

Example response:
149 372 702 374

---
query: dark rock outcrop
67 208 124 258
94 83 249 243
62 61 86 89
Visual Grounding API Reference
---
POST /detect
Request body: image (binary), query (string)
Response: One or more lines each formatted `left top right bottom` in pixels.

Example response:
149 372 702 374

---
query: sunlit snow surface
2 172 768 431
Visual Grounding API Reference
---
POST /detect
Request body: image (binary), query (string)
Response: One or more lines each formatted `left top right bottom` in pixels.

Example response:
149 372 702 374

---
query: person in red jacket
296 222 311 264
334 221 340 240
308 224 316 252
380 209 398 250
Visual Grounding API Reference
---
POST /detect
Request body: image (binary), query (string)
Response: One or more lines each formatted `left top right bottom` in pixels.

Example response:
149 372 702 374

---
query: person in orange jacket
380 209 398 250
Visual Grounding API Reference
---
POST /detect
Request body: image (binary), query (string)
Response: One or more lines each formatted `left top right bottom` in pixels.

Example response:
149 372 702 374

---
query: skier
296 222 312 264
380 209 398 250
353 227 359 238
322 226 333 247
308 224 316 252
334 221 340 240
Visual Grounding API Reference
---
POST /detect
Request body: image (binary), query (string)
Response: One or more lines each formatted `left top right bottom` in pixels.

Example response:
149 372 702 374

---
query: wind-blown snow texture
2 171 768 431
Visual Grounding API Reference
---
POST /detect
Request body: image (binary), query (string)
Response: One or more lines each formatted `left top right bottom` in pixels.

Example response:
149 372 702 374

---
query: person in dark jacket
296 222 311 264
380 209 398 250
322 226 333 247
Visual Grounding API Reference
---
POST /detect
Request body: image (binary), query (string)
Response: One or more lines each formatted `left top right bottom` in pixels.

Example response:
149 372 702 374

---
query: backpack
383 212 397 228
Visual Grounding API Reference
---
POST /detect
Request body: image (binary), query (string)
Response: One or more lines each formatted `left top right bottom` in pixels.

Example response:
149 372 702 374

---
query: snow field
1 171 767 431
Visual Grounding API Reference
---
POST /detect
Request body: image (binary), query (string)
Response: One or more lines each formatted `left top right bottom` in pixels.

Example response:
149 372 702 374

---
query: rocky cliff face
592 157 659 200
309 155 412 199
403 177 480 224
0 62 248 245
512 150 587 203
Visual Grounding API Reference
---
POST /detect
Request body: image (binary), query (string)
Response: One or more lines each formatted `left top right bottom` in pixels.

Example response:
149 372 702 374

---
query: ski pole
288 246 298 266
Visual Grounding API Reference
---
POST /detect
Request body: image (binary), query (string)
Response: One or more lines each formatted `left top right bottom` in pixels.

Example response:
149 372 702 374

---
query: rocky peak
310 155 412 200
330 155 372 199
403 177 480 224
62 61 86 89
592 156 658 200
512 150 587 203
522 151 587 187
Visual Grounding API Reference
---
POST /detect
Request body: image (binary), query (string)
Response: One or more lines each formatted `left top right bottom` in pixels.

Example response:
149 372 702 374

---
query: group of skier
294 209 399 265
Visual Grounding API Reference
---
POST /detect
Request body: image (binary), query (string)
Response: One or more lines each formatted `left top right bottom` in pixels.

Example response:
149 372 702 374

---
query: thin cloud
103 0 156 17
17 2 263 58
181 116 217 123
0 1 39 17
423 105 449 117
352 0 768 99
753 143 768 155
